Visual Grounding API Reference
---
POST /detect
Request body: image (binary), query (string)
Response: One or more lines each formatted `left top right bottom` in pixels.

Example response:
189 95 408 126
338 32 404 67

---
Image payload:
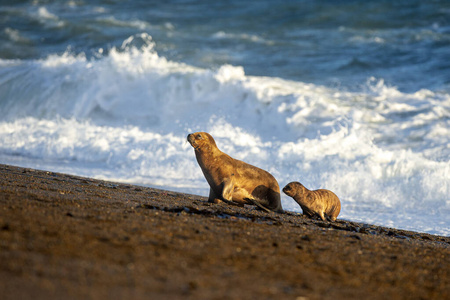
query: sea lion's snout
282 184 291 194
187 133 197 146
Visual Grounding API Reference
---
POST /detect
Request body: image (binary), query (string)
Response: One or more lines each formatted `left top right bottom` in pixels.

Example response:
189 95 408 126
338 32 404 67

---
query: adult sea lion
283 181 341 221
187 132 283 213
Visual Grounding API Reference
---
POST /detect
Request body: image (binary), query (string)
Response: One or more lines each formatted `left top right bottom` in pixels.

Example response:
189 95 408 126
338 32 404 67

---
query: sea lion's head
282 182 305 197
187 132 217 152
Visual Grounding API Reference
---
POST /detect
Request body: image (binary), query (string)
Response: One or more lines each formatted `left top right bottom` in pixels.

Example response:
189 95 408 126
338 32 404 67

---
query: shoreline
1 164 449 299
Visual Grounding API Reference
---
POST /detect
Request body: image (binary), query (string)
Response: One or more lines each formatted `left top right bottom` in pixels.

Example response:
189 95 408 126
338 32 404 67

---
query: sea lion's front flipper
318 211 326 221
208 188 221 203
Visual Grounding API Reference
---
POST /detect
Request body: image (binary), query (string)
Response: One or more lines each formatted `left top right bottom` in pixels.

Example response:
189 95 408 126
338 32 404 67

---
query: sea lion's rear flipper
221 178 235 201
219 179 242 206
219 197 244 207
244 198 273 213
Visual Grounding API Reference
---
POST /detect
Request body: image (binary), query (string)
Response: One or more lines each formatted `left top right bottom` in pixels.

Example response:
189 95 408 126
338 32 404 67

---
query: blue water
0 0 449 235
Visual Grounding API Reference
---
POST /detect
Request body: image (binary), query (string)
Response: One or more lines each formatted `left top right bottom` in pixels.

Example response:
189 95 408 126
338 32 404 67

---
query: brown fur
283 181 341 221
187 132 283 213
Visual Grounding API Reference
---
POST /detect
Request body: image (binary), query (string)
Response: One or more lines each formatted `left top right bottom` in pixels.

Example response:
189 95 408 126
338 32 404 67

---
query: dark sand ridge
0 164 449 299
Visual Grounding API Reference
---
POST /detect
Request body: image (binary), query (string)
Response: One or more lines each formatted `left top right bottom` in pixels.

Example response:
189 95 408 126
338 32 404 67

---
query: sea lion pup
283 181 341 221
187 132 283 213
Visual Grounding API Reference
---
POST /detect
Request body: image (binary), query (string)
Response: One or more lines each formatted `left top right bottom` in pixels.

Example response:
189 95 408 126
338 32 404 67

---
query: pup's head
282 181 305 197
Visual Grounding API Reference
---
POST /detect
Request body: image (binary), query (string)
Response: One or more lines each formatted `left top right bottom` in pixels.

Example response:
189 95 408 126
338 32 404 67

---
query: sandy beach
0 163 448 299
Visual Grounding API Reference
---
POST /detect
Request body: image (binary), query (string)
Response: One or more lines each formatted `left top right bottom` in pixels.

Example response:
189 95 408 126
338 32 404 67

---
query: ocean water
0 1 449 236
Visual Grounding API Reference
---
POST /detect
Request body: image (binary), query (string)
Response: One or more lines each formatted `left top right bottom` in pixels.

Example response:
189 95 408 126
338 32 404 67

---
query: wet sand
0 164 449 299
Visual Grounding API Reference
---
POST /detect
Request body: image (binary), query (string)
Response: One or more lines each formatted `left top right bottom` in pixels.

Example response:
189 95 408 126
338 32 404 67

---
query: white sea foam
213 31 275 45
33 6 65 28
0 35 448 235
4 28 31 44
97 16 151 30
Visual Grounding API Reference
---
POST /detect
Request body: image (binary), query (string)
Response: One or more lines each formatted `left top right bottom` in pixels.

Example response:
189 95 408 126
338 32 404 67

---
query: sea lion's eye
196 134 202 139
